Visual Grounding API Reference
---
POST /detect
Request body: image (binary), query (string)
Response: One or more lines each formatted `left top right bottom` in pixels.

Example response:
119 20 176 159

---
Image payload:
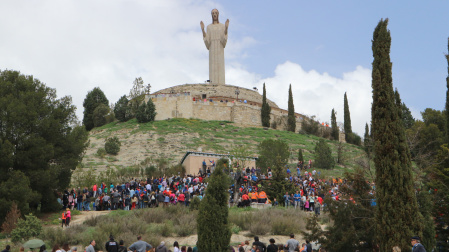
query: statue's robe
204 23 227 85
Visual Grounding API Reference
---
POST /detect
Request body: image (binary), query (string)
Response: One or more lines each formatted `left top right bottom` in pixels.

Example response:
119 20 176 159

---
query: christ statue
200 8 229 85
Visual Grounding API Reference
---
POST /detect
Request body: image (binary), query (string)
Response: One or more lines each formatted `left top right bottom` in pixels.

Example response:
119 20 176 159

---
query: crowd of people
60 173 210 217
2 159 428 252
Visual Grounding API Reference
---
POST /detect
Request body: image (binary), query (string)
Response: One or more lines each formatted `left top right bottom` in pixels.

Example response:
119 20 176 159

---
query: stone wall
155 84 279 109
147 93 305 131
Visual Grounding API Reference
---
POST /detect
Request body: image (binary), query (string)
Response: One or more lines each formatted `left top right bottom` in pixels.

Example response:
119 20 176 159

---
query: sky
1 0 448 136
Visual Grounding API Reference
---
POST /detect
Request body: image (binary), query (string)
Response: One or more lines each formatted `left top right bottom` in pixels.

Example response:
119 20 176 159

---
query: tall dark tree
430 37 449 250
83 87 109 130
343 92 352 142
321 168 376 251
136 99 157 123
314 139 335 169
371 19 422 251
0 70 88 226
114 95 132 122
261 83 271 127
287 84 296 132
298 148 304 163
446 37 449 142
92 103 111 128
401 101 415 129
197 159 231 251
331 108 339 141
257 139 289 172
262 155 294 206
363 123 372 156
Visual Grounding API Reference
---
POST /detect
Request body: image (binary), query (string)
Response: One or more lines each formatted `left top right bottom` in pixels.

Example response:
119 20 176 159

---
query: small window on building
202 94 207 99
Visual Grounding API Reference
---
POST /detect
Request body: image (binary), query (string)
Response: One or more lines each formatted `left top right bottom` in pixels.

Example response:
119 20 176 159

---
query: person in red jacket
177 192 185 205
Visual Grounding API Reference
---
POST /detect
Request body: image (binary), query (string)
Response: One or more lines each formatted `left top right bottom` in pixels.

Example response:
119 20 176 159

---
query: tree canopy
371 19 422 251
82 87 109 131
0 70 88 227
257 139 289 171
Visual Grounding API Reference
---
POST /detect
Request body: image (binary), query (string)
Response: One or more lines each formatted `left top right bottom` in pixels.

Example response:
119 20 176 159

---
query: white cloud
0 0 372 136
228 62 372 136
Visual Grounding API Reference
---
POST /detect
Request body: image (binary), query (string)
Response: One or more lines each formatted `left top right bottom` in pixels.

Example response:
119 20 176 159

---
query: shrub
190 197 201 211
231 224 241 234
1 202 21 235
159 220 174 237
105 136 121 155
249 221 270 235
97 148 107 158
301 116 320 135
314 139 335 169
346 132 362 146
10 213 42 242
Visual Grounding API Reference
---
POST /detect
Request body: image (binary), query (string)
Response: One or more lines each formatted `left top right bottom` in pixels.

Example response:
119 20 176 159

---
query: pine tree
261 83 271 127
343 92 352 142
287 84 296 132
331 108 339 141
321 168 376 251
197 159 231 251
114 95 132 122
302 214 324 243
83 87 109 131
371 19 422 251
298 149 304 163
136 99 157 123
263 155 294 206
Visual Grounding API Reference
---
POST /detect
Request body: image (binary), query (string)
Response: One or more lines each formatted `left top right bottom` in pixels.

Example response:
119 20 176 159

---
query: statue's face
211 9 219 22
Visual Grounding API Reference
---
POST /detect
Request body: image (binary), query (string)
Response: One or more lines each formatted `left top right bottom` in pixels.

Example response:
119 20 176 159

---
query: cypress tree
197 159 231 251
331 108 339 141
343 92 352 142
446 37 449 142
314 139 335 169
287 84 296 132
363 123 371 156
371 19 422 251
298 148 304 163
261 83 271 127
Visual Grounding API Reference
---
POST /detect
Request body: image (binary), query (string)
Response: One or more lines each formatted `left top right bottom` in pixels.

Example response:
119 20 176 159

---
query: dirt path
69 210 109 226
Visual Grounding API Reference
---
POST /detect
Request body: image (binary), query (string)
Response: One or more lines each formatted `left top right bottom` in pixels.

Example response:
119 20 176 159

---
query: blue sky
0 0 448 135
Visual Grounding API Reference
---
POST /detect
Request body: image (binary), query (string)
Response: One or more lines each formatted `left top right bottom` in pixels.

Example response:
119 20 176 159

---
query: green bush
11 213 42 242
301 116 320 135
190 197 201 211
314 139 335 169
231 224 241 234
105 136 121 155
346 132 362 146
136 99 156 123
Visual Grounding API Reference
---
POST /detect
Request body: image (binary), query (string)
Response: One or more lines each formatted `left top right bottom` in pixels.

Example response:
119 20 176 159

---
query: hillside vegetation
76 118 366 180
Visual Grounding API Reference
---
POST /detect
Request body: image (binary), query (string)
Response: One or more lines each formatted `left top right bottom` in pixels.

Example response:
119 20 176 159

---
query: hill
73 118 366 184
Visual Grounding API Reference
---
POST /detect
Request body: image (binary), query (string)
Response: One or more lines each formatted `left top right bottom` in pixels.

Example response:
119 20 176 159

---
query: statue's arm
220 19 229 48
221 23 228 48
203 25 211 50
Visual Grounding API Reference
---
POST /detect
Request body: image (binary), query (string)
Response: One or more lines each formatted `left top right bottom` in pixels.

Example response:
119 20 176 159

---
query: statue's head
211 8 219 23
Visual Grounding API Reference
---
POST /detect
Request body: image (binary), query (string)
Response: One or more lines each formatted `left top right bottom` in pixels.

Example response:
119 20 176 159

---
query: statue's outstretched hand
225 19 229 35
200 21 205 31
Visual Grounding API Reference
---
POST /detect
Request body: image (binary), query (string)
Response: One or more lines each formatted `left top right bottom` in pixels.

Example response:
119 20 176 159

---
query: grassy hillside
76 118 366 180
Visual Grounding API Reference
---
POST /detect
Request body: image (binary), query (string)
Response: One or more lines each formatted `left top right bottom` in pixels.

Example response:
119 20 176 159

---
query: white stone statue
200 9 229 85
